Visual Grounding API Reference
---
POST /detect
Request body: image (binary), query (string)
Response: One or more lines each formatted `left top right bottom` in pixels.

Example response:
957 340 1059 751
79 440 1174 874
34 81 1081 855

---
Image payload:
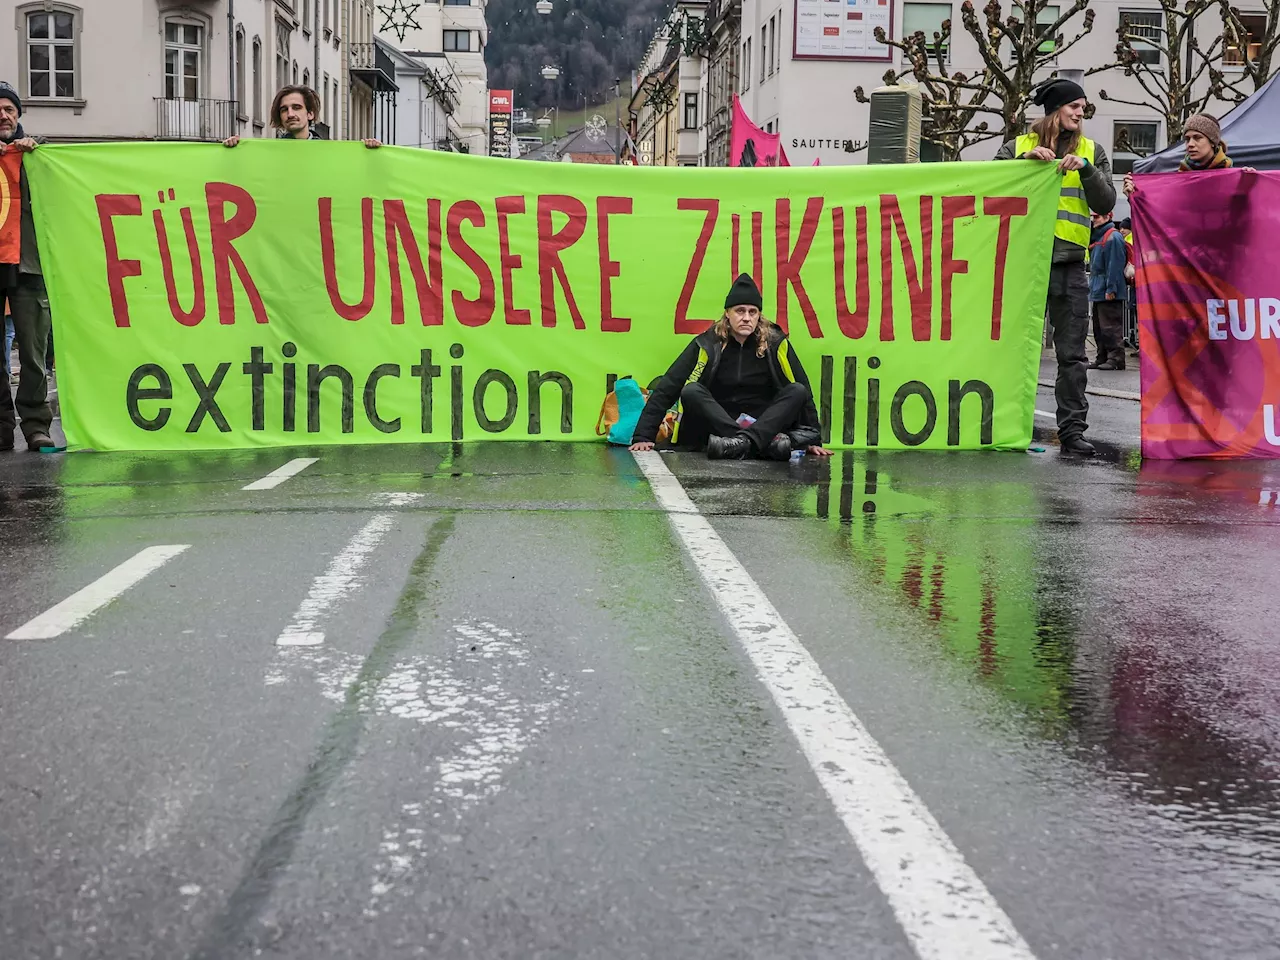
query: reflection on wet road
1 443 1278 959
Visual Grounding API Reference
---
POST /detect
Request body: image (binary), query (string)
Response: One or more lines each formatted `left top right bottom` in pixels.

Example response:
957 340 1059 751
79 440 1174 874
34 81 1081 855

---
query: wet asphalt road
2 423 1279 960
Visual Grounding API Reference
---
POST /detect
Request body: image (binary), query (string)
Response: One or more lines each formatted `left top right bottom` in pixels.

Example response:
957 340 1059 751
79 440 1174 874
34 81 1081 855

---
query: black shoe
1060 435 1096 457
707 435 751 460
1096 361 1119 371
0 429 12 452
25 432 52 452
765 433 792 461
1087 359 1105 369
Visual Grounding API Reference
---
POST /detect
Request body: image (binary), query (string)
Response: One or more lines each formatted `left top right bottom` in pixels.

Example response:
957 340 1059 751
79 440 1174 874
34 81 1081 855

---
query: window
444 29 472 51
324 0 331 35
1036 4 1059 54
23 4 80 99
303 68 310 88
903 2 952 61
445 0 471 5
252 37 263 124
1113 121 1158 158
1225 13 1267 65
276 22 291 90
322 72 330 123
683 92 698 129
741 39 751 91
293 60 299 84
164 21 202 101
235 28 247 118
1120 10 1161 65
760 26 766 82
767 16 775 76
302 0 311 33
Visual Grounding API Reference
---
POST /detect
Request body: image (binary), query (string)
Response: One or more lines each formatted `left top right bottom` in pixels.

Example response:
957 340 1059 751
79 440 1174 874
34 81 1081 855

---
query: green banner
28 143 1058 451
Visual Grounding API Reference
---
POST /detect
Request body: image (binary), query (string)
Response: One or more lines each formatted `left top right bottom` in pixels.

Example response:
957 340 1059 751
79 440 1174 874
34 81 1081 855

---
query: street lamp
535 0 553 13
541 65 560 140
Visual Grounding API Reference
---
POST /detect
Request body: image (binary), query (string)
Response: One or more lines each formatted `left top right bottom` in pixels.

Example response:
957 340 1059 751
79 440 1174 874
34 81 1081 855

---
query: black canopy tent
1133 72 1280 173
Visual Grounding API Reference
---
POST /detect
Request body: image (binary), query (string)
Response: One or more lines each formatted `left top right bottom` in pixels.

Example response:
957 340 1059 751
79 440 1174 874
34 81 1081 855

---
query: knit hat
1033 77 1086 115
1183 113 1222 147
724 273 763 310
0 81 20 116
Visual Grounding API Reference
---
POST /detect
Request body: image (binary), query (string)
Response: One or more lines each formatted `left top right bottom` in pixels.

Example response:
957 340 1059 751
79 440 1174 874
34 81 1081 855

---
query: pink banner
729 96 789 168
1133 169 1280 459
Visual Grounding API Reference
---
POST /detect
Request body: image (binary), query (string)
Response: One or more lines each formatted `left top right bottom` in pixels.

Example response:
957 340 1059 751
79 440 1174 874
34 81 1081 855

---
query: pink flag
729 96 789 167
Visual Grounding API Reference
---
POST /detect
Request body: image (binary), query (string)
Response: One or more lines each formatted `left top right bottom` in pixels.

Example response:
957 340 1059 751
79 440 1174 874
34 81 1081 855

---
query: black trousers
0 273 54 442
679 381 812 453
1091 300 1125 366
1046 262 1089 441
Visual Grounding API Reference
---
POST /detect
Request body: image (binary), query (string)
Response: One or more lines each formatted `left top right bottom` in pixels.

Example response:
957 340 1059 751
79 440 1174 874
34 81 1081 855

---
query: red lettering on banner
153 204 206 326
446 200 495 327
675 198 718 335
982 196 1028 340
384 198 444 326
206 182 267 324
319 197 375 321
536 195 588 329
940 195 975 341
596 196 632 332
775 197 824 337
833 205 870 339
878 194 932 341
728 212 764 289
95 194 143 328
495 196 531 325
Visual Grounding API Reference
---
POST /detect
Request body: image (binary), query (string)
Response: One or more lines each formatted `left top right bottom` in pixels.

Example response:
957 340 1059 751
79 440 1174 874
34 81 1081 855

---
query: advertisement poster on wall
793 0 892 61
488 89 513 158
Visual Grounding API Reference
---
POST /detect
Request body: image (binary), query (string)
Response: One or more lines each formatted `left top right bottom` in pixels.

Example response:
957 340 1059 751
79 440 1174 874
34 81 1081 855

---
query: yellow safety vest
1015 133 1095 248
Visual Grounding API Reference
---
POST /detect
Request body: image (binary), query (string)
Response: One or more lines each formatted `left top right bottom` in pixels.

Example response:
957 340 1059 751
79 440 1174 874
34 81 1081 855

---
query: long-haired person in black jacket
629 274 832 460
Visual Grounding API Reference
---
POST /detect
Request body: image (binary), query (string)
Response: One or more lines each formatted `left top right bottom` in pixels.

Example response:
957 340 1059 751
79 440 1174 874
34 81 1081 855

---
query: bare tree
1086 0 1229 146
1216 0 1280 101
854 0 1096 161
963 0 1097 136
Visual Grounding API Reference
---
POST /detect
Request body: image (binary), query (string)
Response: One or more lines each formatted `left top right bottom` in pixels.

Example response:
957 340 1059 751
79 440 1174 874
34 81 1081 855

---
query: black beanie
1033 77 1086 115
0 81 20 116
724 273 763 310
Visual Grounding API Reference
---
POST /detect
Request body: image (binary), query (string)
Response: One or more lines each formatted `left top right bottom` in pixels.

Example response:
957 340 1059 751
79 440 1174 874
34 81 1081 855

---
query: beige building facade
0 0 376 142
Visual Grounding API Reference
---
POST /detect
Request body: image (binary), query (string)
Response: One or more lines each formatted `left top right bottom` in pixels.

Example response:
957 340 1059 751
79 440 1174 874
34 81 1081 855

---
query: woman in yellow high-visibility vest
996 78 1116 457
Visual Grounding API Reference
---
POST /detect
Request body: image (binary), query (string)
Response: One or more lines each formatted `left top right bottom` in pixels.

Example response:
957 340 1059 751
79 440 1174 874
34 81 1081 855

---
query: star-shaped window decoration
378 0 422 42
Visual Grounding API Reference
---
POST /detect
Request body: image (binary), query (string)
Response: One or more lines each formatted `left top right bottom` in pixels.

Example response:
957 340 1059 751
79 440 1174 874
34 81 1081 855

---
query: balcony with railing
154 98 238 141
349 43 399 92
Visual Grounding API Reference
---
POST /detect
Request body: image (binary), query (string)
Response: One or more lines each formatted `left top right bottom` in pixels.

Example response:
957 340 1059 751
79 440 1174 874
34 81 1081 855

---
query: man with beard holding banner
0 81 54 452
628 274 831 460
996 77 1116 457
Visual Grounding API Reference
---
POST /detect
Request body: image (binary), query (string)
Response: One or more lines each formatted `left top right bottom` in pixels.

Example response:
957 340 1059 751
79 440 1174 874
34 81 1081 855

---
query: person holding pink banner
995 77 1116 457
1122 114 1252 199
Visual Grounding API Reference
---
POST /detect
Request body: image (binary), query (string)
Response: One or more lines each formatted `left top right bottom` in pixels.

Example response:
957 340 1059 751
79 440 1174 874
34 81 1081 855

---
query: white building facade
731 0 1267 169
380 0 490 155
0 0 374 142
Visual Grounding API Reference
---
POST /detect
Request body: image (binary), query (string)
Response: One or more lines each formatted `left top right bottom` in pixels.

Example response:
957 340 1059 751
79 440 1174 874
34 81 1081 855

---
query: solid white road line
243 457 319 491
633 451 1037 960
276 514 397 646
6 545 191 640
1034 409 1055 418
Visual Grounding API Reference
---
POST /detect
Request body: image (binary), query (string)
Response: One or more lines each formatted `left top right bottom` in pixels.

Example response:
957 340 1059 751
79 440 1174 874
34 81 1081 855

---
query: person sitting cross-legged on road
628 274 832 461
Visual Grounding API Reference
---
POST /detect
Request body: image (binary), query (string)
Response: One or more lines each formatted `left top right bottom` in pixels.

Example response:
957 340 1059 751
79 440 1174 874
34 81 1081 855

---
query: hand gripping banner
27 143 1058 452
